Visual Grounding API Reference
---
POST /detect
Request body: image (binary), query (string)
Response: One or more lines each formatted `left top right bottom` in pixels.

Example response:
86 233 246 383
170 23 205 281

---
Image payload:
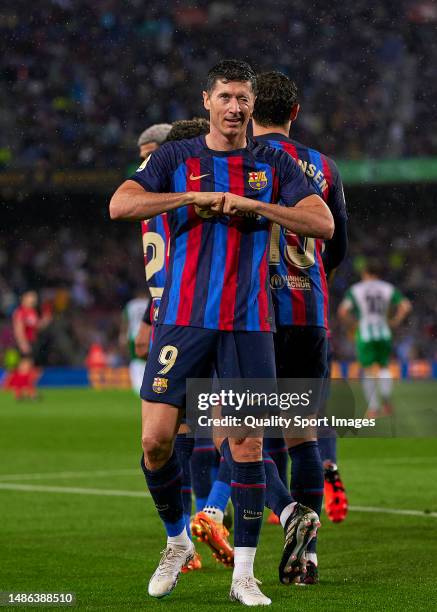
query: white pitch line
344 457 437 466
0 483 150 498
0 483 435 518
349 505 437 518
0 468 139 481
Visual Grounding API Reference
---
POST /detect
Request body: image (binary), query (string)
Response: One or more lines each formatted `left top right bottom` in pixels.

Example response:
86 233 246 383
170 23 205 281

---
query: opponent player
110 60 333 605
252 71 348 581
11 290 52 398
338 260 411 417
119 290 150 394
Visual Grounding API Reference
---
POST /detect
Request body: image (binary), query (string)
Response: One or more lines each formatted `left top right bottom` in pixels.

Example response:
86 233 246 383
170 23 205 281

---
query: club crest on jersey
248 171 268 190
152 377 168 394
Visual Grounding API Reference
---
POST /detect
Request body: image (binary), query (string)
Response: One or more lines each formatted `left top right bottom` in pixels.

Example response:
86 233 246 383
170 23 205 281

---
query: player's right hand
189 192 225 214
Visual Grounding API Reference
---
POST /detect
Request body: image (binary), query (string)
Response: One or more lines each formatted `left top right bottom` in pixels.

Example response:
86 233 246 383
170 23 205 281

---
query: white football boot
230 577 272 606
148 542 195 598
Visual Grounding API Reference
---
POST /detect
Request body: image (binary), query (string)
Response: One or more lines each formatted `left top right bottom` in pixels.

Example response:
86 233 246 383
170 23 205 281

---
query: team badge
248 171 268 190
152 377 168 393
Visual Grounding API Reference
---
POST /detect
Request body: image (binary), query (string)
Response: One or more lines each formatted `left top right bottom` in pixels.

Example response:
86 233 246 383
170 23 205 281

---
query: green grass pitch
1 386 436 611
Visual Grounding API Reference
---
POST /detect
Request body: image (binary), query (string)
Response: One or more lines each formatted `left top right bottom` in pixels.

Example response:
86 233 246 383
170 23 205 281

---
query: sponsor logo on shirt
270 274 311 290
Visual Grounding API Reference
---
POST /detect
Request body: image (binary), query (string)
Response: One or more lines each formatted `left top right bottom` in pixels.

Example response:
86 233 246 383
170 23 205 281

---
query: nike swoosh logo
189 173 210 181
243 514 263 520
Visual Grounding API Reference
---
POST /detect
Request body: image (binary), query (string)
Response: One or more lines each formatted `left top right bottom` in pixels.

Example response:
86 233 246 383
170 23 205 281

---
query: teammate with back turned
110 59 333 606
252 71 349 582
338 259 412 418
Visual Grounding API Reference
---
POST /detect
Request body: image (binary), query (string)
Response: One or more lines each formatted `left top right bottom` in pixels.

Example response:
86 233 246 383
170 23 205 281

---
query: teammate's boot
148 541 195 598
324 462 348 523
191 511 234 566
181 550 202 573
300 559 319 585
278 503 320 585
230 577 271 606
267 511 280 525
382 400 394 417
365 408 381 419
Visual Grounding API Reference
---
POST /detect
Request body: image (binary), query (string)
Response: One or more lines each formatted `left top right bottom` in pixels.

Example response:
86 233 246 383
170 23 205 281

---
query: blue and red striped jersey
131 135 317 332
256 134 347 329
141 215 170 324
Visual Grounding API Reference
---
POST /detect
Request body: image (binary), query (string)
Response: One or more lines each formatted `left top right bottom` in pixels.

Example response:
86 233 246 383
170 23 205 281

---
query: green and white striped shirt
342 280 403 342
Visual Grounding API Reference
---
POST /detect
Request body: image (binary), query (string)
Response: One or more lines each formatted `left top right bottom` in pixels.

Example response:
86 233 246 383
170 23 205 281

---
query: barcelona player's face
203 79 255 139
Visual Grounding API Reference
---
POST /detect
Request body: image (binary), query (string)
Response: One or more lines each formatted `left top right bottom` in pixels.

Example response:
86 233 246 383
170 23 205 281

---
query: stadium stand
1 0 436 170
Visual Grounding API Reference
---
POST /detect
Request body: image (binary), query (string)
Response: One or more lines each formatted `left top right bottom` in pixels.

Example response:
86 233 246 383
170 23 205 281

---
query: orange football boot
324 462 348 523
191 511 234 567
267 511 280 525
181 550 202 573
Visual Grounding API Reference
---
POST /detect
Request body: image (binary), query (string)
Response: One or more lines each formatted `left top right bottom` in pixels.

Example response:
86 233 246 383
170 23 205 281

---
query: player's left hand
223 192 257 216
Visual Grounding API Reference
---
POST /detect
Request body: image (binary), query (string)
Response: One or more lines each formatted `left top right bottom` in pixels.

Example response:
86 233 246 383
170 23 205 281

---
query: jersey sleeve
129 144 173 193
322 160 348 273
327 159 348 221
276 152 318 207
390 287 404 305
143 302 152 325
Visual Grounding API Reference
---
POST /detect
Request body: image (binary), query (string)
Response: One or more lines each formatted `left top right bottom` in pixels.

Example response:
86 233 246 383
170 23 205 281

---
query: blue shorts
141 324 276 409
274 326 328 379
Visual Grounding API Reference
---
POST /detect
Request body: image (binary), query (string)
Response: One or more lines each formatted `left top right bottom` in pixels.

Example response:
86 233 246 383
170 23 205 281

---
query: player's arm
223 152 333 238
110 180 195 221
338 293 356 328
389 293 412 329
110 181 226 221
322 163 348 273
223 192 334 239
12 313 31 354
135 320 152 359
109 145 224 221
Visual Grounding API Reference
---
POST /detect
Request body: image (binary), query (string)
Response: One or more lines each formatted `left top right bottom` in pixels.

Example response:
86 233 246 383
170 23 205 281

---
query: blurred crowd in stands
1 207 436 367
2 0 437 171
0 223 146 367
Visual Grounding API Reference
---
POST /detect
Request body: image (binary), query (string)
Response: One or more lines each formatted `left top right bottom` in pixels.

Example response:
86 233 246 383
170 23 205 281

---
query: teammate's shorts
141 324 275 409
356 338 391 368
274 326 329 379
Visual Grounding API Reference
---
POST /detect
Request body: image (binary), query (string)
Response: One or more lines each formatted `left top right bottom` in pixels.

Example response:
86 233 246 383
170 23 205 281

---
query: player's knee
142 435 172 469
230 437 263 462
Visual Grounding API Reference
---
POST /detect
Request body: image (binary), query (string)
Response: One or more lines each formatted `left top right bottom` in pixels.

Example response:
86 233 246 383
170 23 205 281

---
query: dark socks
141 452 185 537
174 433 195 536
264 437 288 487
191 438 217 512
263 451 294 518
221 440 265 547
